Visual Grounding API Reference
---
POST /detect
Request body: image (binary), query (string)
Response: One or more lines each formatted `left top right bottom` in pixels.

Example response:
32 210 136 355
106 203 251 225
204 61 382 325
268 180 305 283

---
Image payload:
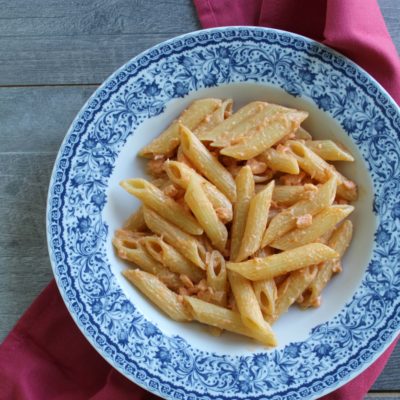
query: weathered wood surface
0 0 398 394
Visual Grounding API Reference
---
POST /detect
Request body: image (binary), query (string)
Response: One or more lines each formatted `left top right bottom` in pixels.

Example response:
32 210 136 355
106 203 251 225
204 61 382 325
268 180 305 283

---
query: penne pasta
142 207 207 269
295 126 313 140
271 185 305 206
140 236 204 283
220 111 308 160
121 178 203 235
139 98 222 158
287 140 357 201
305 140 354 162
259 148 300 174
183 296 276 346
180 124 237 202
230 166 255 261
164 160 232 223
261 176 337 247
253 278 277 317
228 271 276 345
226 243 338 280
236 180 275 262
185 175 228 253
206 250 228 306
268 266 318 323
194 99 233 136
198 101 267 142
270 205 354 250
123 206 147 232
302 220 353 308
123 269 192 322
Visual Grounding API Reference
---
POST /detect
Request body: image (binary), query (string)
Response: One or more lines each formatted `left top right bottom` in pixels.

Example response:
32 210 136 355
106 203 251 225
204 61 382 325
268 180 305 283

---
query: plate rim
46 25 400 400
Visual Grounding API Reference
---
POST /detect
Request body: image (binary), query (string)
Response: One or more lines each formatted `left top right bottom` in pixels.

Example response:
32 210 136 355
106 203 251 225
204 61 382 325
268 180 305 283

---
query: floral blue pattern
47 27 400 400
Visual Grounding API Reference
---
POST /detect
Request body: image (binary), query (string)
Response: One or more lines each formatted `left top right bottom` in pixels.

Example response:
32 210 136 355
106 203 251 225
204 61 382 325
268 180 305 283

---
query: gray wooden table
0 0 399 397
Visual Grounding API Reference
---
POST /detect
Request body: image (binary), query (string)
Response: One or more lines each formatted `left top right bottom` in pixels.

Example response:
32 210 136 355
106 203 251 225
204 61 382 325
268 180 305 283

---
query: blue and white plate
47 27 400 400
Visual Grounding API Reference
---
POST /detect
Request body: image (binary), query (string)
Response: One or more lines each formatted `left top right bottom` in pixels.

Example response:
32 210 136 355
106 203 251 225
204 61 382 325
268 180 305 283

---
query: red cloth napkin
1 1 399 399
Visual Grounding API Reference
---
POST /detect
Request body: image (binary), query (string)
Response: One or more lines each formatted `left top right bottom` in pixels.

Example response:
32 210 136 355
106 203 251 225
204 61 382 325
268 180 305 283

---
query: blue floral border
47 27 400 400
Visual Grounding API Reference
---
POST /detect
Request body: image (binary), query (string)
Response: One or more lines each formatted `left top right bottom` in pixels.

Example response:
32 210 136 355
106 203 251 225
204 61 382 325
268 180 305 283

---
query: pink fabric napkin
1 1 399 399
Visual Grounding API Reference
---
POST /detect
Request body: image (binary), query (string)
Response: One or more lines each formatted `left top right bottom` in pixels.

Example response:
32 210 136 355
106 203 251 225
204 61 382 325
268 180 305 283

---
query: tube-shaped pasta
261 176 337 247
142 207 206 269
226 243 338 280
183 296 277 346
180 125 237 202
271 185 305 206
194 99 233 136
270 205 354 250
220 111 308 160
123 269 192 322
230 166 255 261
140 236 204 283
120 179 202 235
198 101 268 142
206 250 228 306
302 220 353 308
259 148 300 174
164 160 232 223
185 175 228 253
305 140 354 162
236 180 275 262
253 279 277 317
228 271 276 345
268 266 318 323
210 103 285 147
123 206 146 231
295 126 313 140
139 98 222 158
287 140 357 201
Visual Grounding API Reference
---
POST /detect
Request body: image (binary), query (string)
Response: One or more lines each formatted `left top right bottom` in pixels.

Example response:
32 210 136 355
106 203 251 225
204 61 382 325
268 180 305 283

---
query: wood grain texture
0 0 398 393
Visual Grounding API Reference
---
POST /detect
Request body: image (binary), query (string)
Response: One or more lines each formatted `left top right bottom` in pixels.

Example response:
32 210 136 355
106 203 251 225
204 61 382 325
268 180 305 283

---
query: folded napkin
1 1 399 399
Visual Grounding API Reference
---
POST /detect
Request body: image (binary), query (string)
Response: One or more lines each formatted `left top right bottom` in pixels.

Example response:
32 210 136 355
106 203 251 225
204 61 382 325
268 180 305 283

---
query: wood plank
366 395 400 399
0 0 200 36
0 153 55 341
0 86 96 153
372 341 400 391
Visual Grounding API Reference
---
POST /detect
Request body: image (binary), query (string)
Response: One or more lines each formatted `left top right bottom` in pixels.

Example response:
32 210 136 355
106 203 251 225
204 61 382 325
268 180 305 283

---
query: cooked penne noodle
253 279 277 317
288 140 357 201
259 148 300 174
121 178 203 235
140 236 204 283
226 243 338 280
164 160 232 222
268 266 318 323
220 111 308 160
230 166 254 261
123 269 192 322
206 250 228 306
270 205 354 250
228 271 276 345
183 296 276 346
236 180 275 262
123 206 146 231
180 124 237 202
198 101 267 142
139 98 222 158
302 220 353 308
210 103 285 147
176 144 194 168
306 140 354 162
295 126 313 140
271 185 305 206
194 99 233 136
261 176 337 247
142 207 206 269
185 175 228 253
